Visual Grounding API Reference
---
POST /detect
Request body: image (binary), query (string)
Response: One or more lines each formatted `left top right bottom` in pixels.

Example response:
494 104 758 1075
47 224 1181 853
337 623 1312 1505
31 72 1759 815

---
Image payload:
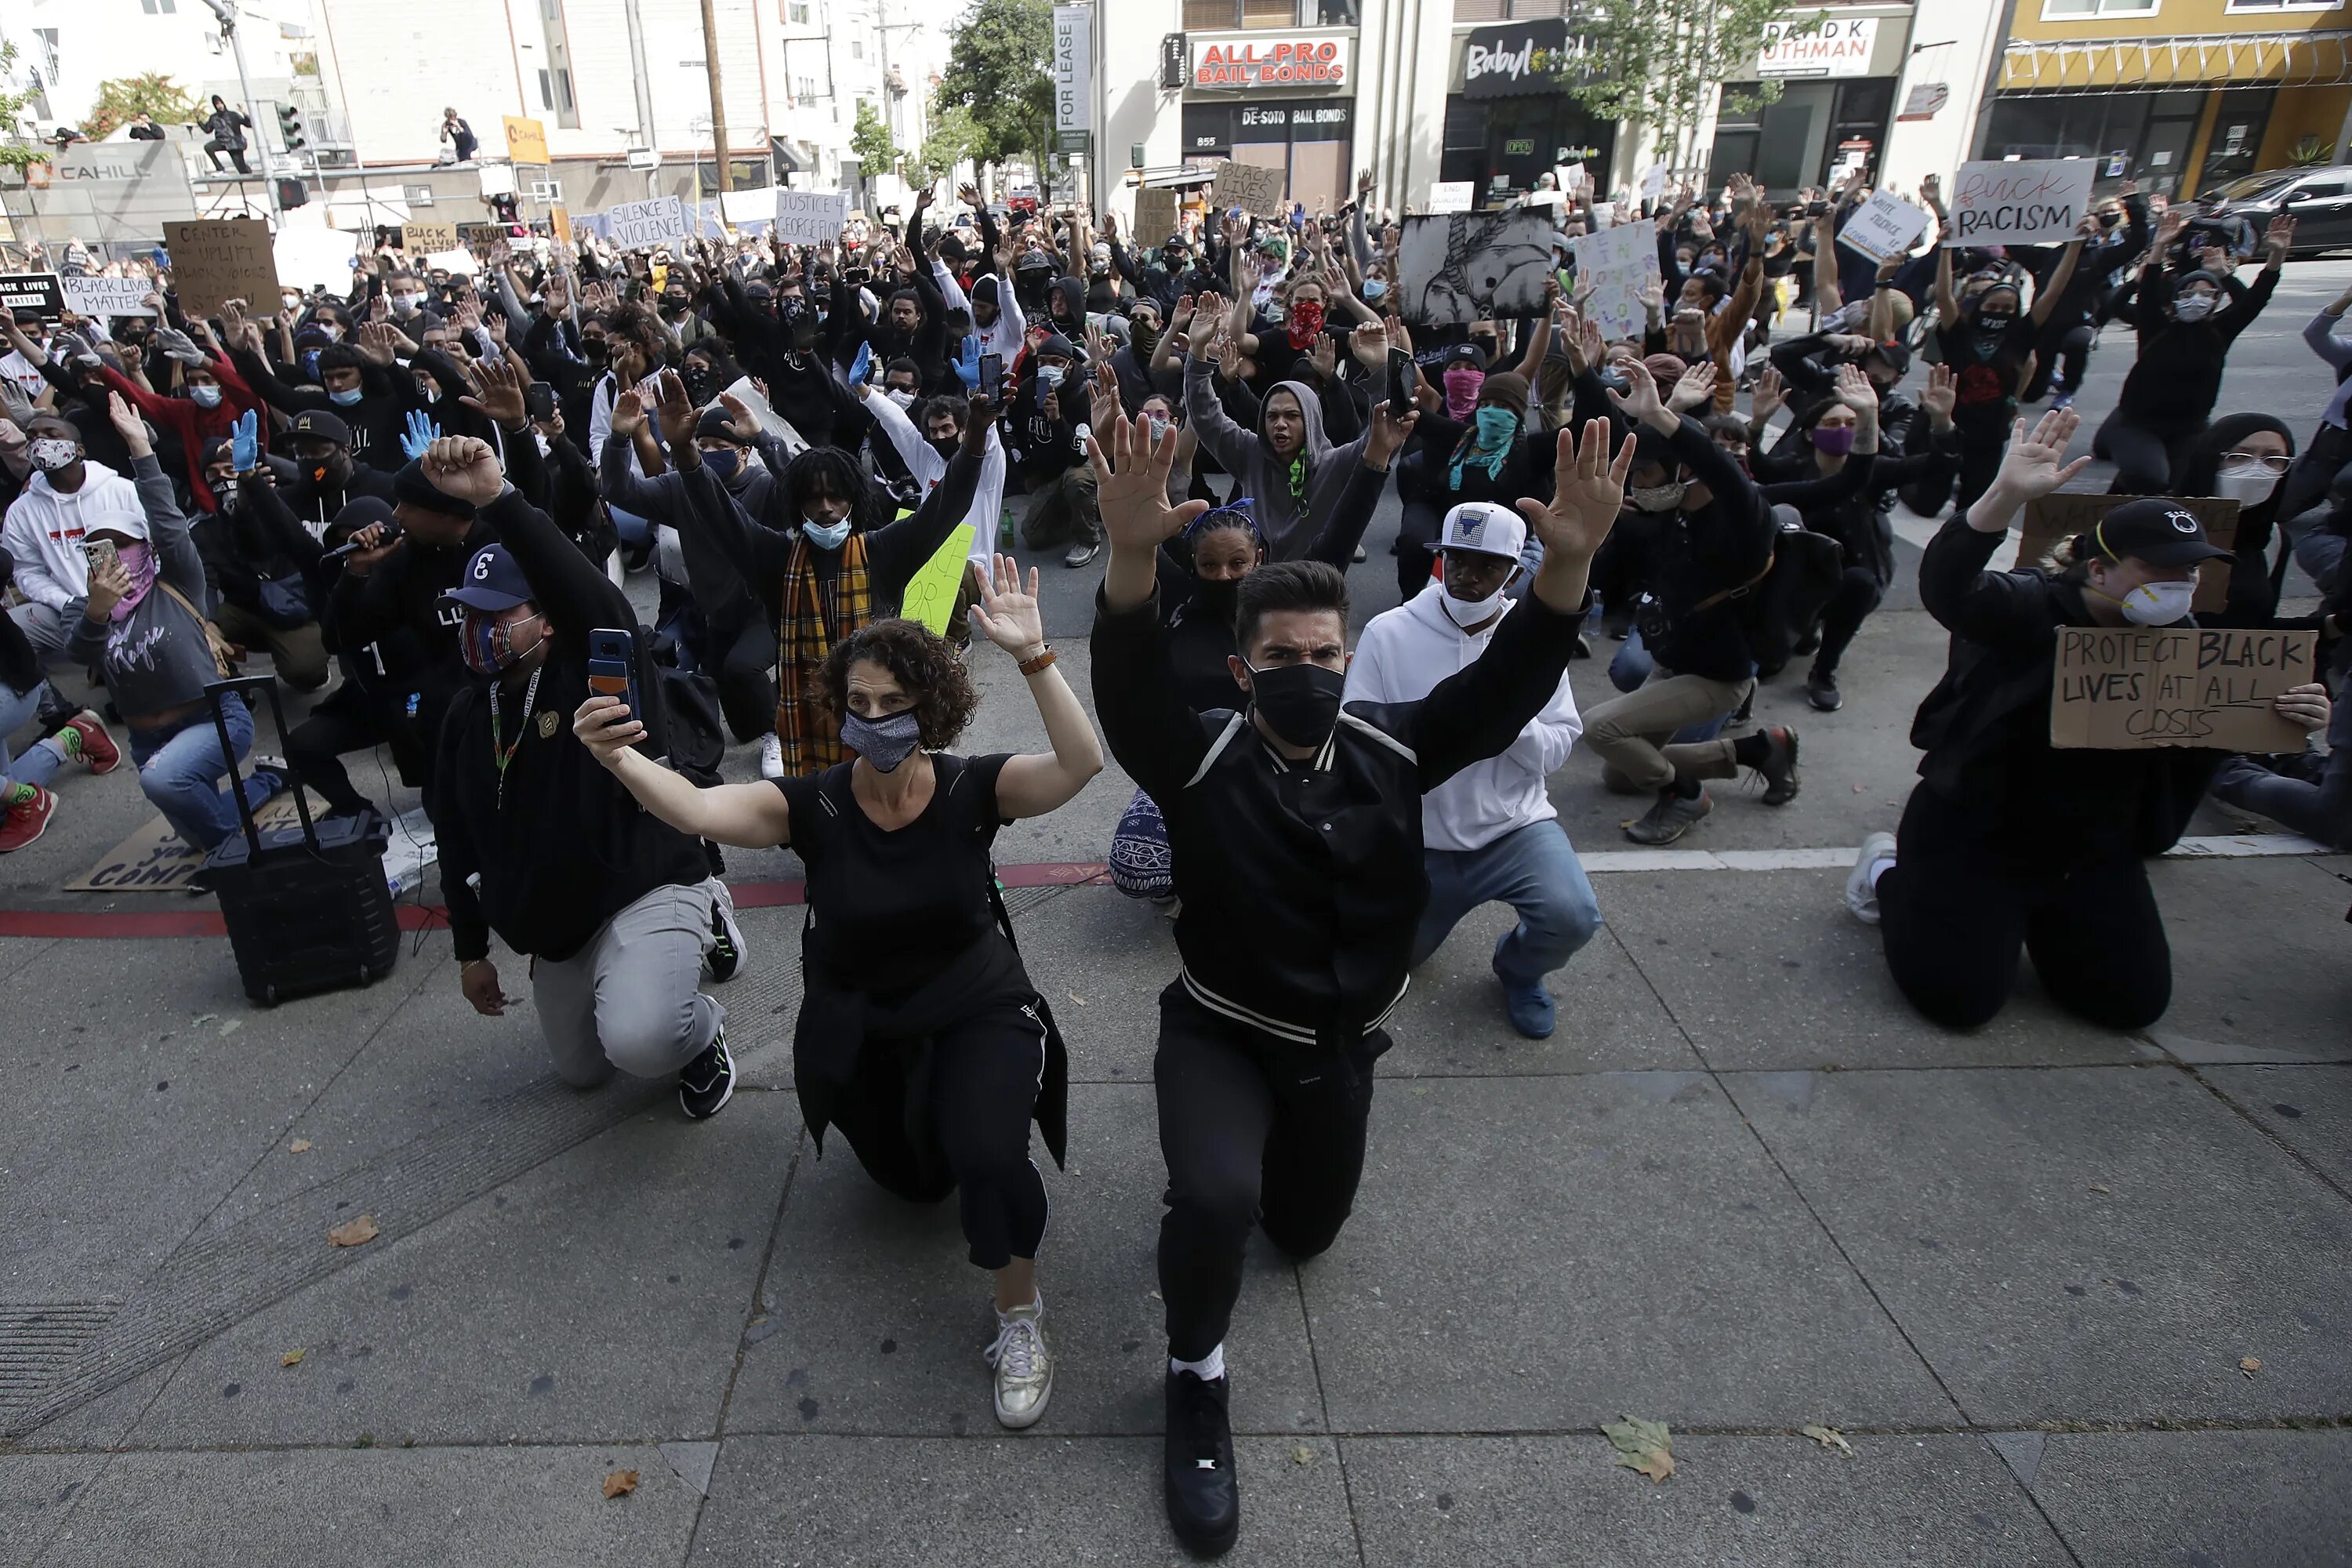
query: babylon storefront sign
1461 17 1592 100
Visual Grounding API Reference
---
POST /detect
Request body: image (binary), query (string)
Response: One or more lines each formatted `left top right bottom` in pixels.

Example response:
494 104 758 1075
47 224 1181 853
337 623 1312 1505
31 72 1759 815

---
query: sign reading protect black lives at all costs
2050 626 2317 752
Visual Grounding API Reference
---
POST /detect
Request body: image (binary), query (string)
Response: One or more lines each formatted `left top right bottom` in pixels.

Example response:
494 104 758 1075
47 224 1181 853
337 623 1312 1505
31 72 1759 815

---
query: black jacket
1646 416 1777 684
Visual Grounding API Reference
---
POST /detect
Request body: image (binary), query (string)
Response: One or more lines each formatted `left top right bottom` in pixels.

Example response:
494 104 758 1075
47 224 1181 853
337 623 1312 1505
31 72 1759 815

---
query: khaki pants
213 601 330 692
1583 669 1753 794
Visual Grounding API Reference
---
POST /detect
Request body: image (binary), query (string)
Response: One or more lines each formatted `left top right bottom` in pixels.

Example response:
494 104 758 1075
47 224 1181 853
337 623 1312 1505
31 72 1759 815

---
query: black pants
708 620 778 744
825 1000 1051 1270
1878 786 2171 1032
204 139 252 176
2022 322 2096 403
2096 411 2201 496
1155 985 1384 1360
1393 499 1442 601
1813 566 1884 677
283 704 387 816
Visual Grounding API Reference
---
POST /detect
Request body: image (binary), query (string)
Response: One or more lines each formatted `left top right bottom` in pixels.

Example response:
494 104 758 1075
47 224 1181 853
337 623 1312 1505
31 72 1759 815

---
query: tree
1565 1 1821 176
82 73 198 141
914 102 977 188
935 0 1053 180
0 39 49 172
851 100 898 179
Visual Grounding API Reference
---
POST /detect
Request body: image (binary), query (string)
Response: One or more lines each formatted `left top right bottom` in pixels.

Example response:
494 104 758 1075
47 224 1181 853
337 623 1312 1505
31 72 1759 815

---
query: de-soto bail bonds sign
2050 626 2317 751
1947 159 2096 247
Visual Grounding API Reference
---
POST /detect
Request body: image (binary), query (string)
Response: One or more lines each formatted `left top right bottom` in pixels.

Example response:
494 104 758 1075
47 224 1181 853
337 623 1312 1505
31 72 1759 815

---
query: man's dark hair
918 394 969 430
1702 413 1751 447
1234 560 1348 652
1684 271 1727 307
315 343 365 376
884 355 920 385
818 618 978 749
887 286 923 315
778 444 893 535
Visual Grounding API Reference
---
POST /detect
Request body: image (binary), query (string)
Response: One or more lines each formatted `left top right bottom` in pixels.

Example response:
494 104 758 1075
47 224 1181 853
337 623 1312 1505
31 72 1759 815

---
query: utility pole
699 0 733 193
623 0 659 198
201 0 279 227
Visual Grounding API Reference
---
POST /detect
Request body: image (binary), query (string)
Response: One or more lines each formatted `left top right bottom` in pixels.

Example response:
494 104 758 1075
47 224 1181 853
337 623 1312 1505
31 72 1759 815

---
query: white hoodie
861 386 1006 571
1345 581 1582 854
1 460 149 611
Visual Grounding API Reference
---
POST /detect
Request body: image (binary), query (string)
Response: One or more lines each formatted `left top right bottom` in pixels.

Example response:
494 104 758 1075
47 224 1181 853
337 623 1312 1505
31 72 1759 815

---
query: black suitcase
200 675 401 1007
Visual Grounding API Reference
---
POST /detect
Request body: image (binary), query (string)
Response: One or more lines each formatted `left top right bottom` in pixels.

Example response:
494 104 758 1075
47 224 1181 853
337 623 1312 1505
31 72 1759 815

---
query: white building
0 0 320 150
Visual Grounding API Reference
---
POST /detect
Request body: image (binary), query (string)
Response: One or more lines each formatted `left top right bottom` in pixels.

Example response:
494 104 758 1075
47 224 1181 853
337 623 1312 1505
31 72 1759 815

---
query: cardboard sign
0 272 64 319
550 204 574 248
401 220 460 255
1947 158 2095 248
900 523 976 635
1428 181 1475 215
2051 627 2316 752
1134 187 1181 245
503 114 550 165
1836 190 1929 263
2015 492 2238 614
162 218 280 314
604 195 691 252
773 189 850 246
1209 159 1286 216
60 274 158 318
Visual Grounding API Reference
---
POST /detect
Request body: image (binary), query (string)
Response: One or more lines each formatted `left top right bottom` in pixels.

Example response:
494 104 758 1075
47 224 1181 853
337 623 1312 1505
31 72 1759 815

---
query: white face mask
2214 463 2281 507
392 293 424 314
1439 578 1508 629
2114 577 2198 626
2173 294 2216 323
1629 480 1687 514
885 388 915 409
189 384 223 408
28 437 78 472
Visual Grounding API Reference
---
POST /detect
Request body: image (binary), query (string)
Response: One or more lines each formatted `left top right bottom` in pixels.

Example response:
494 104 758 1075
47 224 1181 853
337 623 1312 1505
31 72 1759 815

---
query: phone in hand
1387 347 1414 413
524 382 557 422
978 350 1004 398
83 538 118 577
586 629 643 749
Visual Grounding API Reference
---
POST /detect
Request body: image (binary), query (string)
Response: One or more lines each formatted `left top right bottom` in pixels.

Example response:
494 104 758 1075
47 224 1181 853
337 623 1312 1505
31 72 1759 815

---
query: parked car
2199 166 2352 258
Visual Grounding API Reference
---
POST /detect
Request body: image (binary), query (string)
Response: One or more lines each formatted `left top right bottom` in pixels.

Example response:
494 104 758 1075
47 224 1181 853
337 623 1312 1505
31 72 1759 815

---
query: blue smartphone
586 628 642 746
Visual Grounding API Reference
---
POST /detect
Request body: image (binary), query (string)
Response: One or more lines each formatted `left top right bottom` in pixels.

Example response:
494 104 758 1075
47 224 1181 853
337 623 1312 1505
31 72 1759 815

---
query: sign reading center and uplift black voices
1461 18 1593 99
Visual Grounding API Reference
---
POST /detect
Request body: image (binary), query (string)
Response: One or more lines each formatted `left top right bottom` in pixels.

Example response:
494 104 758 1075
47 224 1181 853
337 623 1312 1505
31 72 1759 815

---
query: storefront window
2199 89 2276 190
1183 0 1321 27
1976 90 2208 196
1181 99 1355 207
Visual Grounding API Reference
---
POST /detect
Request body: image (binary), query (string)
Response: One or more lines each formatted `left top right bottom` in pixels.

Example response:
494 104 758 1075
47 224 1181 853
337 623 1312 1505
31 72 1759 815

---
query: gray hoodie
67 453 220 722
1183 357 1370 561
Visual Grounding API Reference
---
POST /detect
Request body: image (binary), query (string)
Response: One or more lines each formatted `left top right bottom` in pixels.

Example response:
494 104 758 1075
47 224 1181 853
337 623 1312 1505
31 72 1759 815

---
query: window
795 73 818 99
139 0 178 12
851 38 863 58
537 0 580 127
2226 0 2339 9
2040 0 2160 17
1454 0 1566 16
788 0 810 19
1182 0 1316 27
2292 180 2347 198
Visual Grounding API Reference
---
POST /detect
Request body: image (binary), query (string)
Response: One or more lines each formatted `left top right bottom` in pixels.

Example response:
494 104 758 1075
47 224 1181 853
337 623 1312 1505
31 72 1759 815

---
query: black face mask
582 339 609 364
681 367 713 401
1191 576 1239 619
927 434 958 459
1246 660 1345 748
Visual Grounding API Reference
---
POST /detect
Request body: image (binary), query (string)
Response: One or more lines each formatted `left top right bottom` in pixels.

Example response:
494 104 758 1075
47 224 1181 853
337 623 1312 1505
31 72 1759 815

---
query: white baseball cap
1432 501 1526 562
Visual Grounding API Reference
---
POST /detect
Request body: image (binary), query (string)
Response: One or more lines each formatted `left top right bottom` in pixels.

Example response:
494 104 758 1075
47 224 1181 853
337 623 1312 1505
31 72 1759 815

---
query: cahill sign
1191 37 1352 90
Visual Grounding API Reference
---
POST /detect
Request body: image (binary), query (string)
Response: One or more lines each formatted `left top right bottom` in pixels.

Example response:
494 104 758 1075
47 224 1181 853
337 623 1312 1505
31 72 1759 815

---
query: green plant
81 72 199 141
1566 2 1824 174
0 38 51 171
935 0 1054 180
915 102 978 187
852 100 898 179
2293 133 2331 168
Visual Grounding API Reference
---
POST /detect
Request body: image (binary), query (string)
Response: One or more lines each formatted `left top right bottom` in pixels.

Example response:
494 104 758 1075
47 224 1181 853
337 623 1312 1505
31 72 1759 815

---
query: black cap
695 406 746 443
2090 497 2234 568
1864 338 1911 376
1443 341 1490 372
392 459 477 520
287 409 352 447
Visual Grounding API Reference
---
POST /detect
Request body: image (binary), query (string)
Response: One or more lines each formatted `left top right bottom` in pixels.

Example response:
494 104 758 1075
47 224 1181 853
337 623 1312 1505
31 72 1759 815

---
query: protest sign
0 273 64 319
1399 210 1560 326
603 195 691 251
1835 190 1930 263
162 218 278 314
1134 187 1181 244
1210 159 1286 216
401 220 460 255
61 274 157 318
1571 219 1661 339
2016 492 2238 613
773 189 849 246
901 524 977 636
1640 165 1668 201
1947 159 2095 247
2051 626 2316 752
1590 199 1616 227
1428 181 1475 214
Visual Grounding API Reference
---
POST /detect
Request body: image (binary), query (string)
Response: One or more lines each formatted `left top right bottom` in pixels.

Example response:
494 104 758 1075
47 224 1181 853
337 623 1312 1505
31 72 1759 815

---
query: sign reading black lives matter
1947 159 2095 247
0 273 64 320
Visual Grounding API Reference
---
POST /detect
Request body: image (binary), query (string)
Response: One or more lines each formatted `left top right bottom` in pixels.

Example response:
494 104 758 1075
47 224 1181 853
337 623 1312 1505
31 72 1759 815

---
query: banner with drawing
1398 211 1561 327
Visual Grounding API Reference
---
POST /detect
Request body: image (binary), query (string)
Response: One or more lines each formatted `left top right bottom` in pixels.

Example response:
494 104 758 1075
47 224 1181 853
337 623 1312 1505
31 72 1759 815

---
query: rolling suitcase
200 675 401 1007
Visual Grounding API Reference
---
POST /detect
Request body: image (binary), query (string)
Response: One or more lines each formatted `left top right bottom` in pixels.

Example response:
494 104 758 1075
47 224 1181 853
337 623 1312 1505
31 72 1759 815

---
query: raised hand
461 353 529 430
717 391 760 441
652 367 698 447
1834 361 1879 413
401 408 443 462
1350 318 1389 371
2265 212 2296 263
1516 417 1635 568
106 390 151 458
609 389 646 437
1365 399 1418 467
1919 363 1957 427
1605 357 1671 431
422 434 505 505
230 408 260 473
967 554 1048 659
1667 360 1718 413
1750 365 1786 426
1992 407 2091 502
356 321 400 366
1088 410 1206 559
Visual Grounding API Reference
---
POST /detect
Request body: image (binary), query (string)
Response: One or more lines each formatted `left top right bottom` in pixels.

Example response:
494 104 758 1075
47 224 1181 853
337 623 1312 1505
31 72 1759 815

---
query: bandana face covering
1443 365 1484 421
109 543 158 622
1286 298 1325 352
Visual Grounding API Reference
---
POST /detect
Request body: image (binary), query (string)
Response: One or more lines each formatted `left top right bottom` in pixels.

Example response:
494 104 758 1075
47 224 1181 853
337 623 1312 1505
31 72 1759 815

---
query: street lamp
199 0 280 225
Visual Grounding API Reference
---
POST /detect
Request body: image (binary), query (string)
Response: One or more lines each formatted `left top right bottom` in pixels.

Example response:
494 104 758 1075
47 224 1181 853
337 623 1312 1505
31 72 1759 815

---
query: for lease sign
1947 159 2096 247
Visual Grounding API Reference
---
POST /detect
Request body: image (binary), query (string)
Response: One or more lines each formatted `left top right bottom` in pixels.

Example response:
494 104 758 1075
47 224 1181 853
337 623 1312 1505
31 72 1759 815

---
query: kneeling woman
573 557 1102 1428
1848 409 2333 1029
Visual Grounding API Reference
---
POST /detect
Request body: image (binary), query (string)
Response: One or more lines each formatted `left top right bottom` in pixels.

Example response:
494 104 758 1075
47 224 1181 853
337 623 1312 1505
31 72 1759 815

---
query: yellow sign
504 115 550 165
550 205 573 247
901 524 976 636
401 220 459 254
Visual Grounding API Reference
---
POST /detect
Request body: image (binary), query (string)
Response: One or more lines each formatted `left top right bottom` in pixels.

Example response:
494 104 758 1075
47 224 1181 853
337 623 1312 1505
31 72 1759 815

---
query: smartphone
524 382 557 422
586 629 642 746
1387 347 1414 413
978 350 1004 398
83 538 118 576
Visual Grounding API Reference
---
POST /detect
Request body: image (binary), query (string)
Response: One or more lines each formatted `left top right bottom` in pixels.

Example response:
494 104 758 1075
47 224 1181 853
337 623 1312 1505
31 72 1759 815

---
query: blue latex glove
849 339 872 387
953 334 980 390
401 408 441 462
229 409 258 473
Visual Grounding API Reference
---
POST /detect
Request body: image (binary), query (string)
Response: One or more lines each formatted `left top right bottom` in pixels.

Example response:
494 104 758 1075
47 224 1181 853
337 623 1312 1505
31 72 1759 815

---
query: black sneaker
706 887 746 983
1806 666 1843 712
678 1027 735 1120
1164 1370 1240 1558
1791 626 1821 657
1752 726 1802 805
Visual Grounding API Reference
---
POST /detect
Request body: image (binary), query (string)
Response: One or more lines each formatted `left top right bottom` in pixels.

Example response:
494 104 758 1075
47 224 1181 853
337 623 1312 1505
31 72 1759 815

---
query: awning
2001 32 2352 93
769 136 805 176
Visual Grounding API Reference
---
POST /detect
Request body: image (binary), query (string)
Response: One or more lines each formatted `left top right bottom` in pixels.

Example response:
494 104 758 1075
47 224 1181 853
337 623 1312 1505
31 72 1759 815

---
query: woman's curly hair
817 618 979 750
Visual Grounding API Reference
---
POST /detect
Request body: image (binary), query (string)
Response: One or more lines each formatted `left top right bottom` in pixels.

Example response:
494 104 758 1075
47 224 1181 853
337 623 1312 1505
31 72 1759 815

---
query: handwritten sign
0 273 64 320
772 190 850 246
2051 627 2316 751
2016 492 2238 614
1572 219 1661 340
1639 165 1668 201
1836 190 1930 263
60 274 157 318
401 220 460 255
1209 159 1286 216
1427 181 1475 215
1947 158 2094 247
1134 187 1181 245
603 195 691 252
162 218 280 315
900 524 976 635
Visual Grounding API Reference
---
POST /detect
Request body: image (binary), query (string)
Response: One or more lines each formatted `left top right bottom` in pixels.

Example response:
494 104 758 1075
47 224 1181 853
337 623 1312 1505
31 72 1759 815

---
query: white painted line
1579 833 2334 873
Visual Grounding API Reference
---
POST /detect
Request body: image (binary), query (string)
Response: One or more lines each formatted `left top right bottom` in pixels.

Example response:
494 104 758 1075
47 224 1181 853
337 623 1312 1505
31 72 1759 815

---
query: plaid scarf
774 532 871 776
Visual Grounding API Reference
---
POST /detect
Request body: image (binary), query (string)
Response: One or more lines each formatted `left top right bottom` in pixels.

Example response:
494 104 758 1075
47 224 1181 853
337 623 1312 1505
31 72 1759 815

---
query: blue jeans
0 681 64 791
1410 818 1602 988
130 698 267 854
2209 669 2352 850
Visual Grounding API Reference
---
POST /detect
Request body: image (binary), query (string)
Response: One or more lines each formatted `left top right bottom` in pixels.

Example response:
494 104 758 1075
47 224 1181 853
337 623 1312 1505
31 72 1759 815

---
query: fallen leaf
2089 1184 2110 1194
289 1139 314 1154
1602 1414 1675 1483
2241 1357 2263 1377
603 1468 639 1499
327 1214 380 1248
1290 1445 1315 1465
1799 1424 1854 1457
281 1348 307 1367
191 1013 218 1028
1067 992 1087 1006
218 1018 242 1037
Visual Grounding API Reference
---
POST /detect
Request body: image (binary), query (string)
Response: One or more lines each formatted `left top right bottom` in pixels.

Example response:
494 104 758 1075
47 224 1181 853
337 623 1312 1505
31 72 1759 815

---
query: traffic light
277 176 308 209
278 103 306 153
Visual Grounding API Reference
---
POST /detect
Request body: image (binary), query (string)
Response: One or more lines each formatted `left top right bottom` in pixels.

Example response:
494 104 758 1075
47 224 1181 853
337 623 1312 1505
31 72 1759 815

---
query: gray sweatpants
9 602 84 713
532 877 728 1085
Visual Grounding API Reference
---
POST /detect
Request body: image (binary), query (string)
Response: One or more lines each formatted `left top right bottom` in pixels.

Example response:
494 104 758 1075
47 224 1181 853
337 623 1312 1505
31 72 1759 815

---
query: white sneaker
984 1301 1054 1429
759 732 785 780
1846 830 1897 925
